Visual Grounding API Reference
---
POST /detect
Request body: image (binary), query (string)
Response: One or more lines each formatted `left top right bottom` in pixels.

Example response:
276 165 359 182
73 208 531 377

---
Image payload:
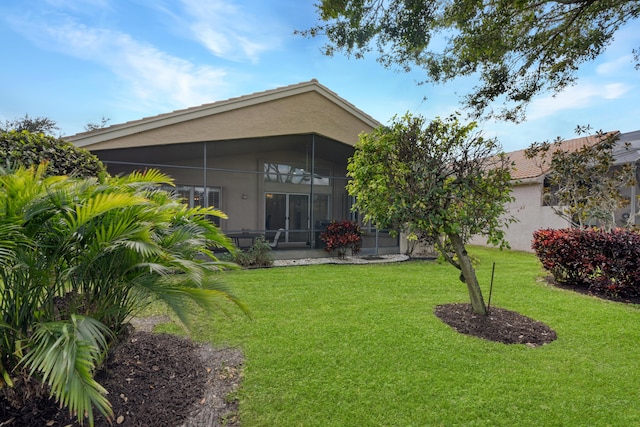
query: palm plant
0 165 242 425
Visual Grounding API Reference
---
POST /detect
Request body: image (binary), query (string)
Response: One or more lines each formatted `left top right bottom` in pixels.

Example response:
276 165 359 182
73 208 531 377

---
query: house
478 130 640 252
613 130 640 224
66 80 400 258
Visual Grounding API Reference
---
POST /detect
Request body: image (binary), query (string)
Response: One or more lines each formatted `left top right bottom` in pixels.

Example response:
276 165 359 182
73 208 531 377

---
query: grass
156 247 640 426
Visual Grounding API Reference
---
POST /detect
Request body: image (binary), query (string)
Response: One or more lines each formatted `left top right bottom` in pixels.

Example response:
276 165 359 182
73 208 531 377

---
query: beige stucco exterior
74 80 636 257
67 80 378 151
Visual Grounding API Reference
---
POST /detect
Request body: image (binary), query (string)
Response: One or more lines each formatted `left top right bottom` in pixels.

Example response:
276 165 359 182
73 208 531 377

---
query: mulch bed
435 303 558 347
435 275 640 347
543 276 640 305
0 331 243 427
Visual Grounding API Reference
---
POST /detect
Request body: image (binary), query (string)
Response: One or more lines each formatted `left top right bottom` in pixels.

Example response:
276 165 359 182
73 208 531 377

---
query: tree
347 114 514 315
524 128 636 230
0 130 106 177
84 116 111 132
301 1 640 121
1 114 59 134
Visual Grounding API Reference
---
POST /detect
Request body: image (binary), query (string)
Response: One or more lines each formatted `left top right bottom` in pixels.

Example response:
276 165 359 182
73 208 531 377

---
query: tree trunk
447 232 488 315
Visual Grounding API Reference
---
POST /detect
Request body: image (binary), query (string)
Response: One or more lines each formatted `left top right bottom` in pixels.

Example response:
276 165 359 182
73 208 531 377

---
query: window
542 177 559 207
542 177 559 206
162 185 222 226
263 162 329 186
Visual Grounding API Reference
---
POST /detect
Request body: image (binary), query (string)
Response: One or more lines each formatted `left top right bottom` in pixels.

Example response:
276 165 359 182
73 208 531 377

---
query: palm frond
0 224 23 267
66 193 146 233
22 315 114 426
109 169 174 191
130 273 248 327
0 165 248 425
126 262 174 277
119 239 164 258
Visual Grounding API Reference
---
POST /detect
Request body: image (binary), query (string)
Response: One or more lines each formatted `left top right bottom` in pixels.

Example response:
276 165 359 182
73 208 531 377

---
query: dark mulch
434 303 558 347
435 273 640 347
0 331 243 427
543 275 640 305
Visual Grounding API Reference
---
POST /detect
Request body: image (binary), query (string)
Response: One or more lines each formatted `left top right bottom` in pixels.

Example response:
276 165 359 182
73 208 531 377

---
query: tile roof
507 131 619 181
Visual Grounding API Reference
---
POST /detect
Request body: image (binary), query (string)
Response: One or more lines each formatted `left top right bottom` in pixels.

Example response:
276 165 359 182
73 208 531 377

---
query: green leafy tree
525 128 636 230
301 0 640 121
0 165 241 426
0 130 106 177
347 114 514 315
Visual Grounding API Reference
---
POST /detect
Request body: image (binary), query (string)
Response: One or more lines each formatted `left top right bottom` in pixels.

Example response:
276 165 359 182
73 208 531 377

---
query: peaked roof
66 80 381 150
507 131 619 181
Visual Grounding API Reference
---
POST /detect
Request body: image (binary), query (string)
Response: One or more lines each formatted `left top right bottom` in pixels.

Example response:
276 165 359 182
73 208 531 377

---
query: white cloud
117 38 228 107
527 82 631 120
596 54 636 76
180 0 280 63
12 17 228 109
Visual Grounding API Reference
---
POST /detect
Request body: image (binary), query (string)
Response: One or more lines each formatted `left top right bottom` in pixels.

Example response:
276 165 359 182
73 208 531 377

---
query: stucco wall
75 91 375 151
470 181 570 252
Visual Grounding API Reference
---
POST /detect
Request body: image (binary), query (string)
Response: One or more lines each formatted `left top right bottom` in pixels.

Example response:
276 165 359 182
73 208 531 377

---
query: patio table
227 232 263 249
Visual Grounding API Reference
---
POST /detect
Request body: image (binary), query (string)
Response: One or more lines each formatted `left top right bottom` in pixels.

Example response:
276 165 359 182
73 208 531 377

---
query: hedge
532 228 640 298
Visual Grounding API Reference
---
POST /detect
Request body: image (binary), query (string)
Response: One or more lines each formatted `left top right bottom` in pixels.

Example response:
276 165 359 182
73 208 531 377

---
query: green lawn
159 247 640 426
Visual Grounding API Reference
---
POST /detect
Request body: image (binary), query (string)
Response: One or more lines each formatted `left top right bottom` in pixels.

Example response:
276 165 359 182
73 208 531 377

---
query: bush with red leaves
320 220 362 258
532 228 640 298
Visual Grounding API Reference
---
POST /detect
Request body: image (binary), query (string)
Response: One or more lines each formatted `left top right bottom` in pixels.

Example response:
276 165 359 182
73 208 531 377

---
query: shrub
531 229 592 284
0 130 106 177
222 238 273 268
532 228 640 298
0 165 242 426
320 220 362 259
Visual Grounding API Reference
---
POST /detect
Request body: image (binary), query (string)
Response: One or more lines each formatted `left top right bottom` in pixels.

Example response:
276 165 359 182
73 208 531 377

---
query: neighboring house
66 80 400 258
613 130 640 224
473 130 640 252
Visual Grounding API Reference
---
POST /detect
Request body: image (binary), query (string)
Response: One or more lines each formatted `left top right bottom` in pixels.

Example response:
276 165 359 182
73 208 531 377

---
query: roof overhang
66 80 380 151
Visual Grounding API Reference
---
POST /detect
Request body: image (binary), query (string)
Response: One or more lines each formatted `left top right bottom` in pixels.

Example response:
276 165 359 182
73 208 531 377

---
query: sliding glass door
265 193 309 243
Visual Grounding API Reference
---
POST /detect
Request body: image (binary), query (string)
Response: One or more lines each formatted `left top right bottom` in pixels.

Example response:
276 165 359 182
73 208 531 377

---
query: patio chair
269 228 284 248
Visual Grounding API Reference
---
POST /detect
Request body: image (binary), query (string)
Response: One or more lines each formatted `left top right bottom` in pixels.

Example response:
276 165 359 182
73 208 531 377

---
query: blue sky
1 0 638 152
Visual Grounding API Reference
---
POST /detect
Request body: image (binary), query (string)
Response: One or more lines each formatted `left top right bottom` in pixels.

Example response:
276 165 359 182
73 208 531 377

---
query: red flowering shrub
532 228 640 298
320 220 362 258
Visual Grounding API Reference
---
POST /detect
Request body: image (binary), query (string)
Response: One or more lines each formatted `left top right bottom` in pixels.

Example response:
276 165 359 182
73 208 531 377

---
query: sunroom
67 80 400 258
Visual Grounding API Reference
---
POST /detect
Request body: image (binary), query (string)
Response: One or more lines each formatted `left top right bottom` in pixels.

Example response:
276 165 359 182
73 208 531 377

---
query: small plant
320 220 362 259
223 238 273 268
